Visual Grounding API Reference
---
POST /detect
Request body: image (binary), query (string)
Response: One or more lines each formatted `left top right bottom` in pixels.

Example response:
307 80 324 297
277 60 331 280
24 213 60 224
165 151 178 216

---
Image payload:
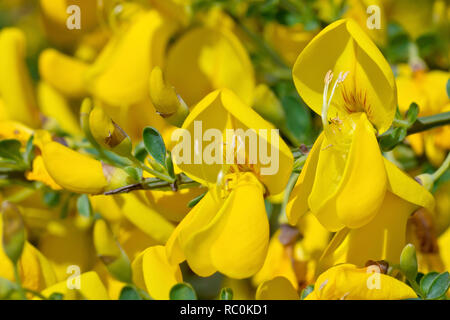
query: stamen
321 70 349 130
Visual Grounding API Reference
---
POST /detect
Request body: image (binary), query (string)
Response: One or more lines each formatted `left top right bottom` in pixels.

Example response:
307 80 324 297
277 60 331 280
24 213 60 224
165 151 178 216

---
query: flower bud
415 173 434 191
149 66 189 127
1 202 25 265
93 219 132 283
42 141 131 194
89 105 132 157
400 243 418 281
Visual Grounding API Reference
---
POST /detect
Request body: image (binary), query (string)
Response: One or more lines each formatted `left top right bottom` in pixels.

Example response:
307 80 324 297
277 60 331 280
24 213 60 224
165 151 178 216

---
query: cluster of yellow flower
0 0 449 300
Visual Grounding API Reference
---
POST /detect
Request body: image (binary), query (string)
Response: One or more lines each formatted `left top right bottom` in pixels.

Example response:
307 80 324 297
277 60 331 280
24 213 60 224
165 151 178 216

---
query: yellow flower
165 27 255 106
305 264 417 300
0 28 40 128
287 19 399 231
166 89 293 278
396 66 450 166
149 0 192 25
41 141 130 194
132 245 182 300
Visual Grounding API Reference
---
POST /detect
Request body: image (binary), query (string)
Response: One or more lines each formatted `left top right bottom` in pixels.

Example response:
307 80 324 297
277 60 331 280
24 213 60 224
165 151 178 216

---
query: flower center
321 70 360 152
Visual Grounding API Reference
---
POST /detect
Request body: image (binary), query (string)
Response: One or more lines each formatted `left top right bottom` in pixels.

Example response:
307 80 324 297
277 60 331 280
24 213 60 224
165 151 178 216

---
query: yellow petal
40 271 110 300
133 245 182 300
165 27 255 106
384 158 435 212
184 173 269 278
37 82 82 136
310 113 387 230
0 28 40 128
307 264 416 300
319 192 415 270
293 19 396 133
252 231 298 290
255 277 299 300
25 155 62 191
286 133 324 225
115 192 175 244
38 49 88 99
166 190 221 265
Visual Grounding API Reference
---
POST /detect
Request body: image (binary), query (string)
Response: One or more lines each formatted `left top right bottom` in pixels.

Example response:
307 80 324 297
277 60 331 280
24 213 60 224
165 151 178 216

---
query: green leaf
76 194 93 218
0 139 23 163
166 152 175 178
133 141 148 163
420 271 440 294
406 103 419 125
426 272 450 300
300 285 314 300
220 288 233 300
119 286 142 300
24 135 35 165
124 166 142 183
143 127 166 168
48 292 64 300
169 283 197 300
187 192 206 208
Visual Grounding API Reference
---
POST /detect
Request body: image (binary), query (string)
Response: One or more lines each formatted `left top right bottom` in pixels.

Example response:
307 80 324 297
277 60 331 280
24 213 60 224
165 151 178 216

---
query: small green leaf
187 192 206 208
301 285 314 300
0 139 23 163
24 135 35 165
169 283 197 300
124 166 142 183
76 194 93 218
48 292 64 300
143 127 166 167
420 271 440 294
406 103 419 125
426 272 450 300
220 288 233 300
119 286 142 300
133 142 148 163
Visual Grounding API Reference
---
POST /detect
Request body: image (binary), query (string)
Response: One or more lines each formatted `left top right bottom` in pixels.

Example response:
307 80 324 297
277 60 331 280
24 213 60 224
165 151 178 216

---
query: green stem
431 152 450 182
13 264 26 300
407 112 450 135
